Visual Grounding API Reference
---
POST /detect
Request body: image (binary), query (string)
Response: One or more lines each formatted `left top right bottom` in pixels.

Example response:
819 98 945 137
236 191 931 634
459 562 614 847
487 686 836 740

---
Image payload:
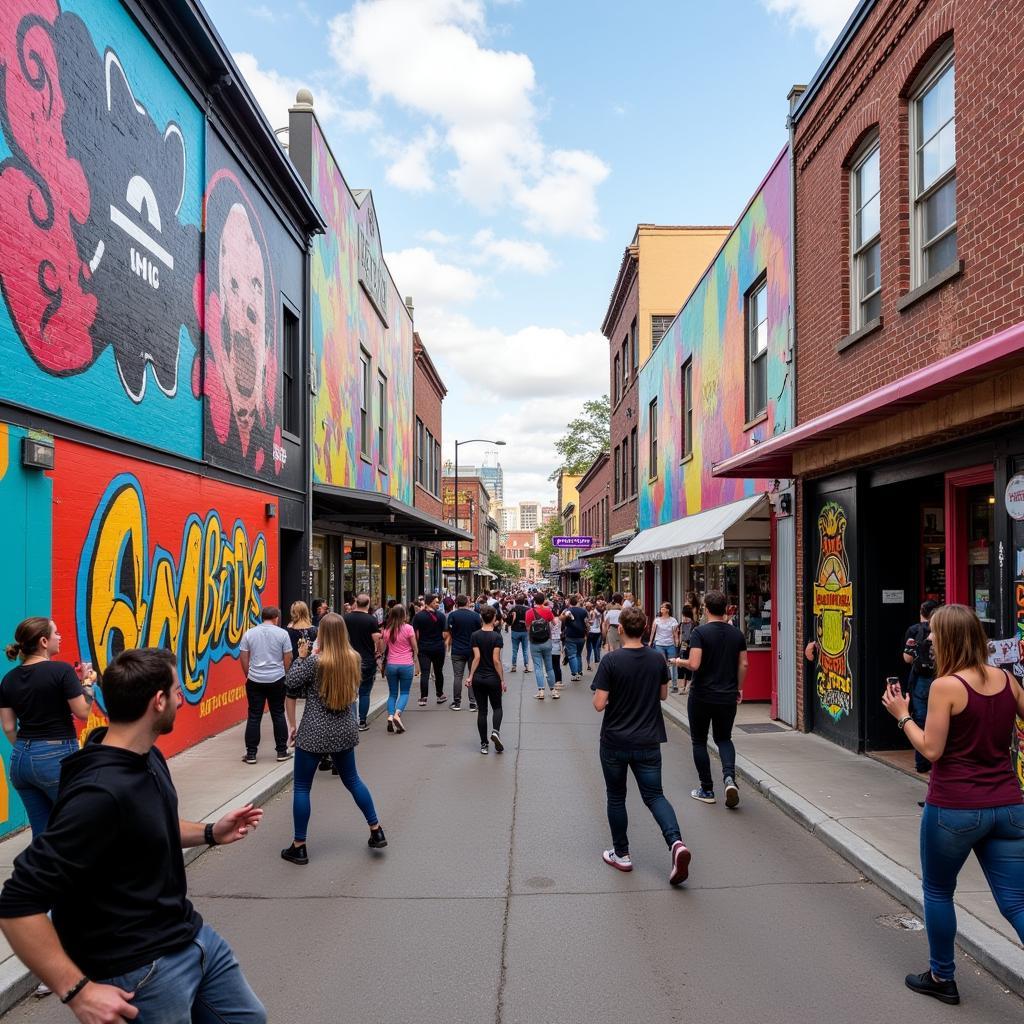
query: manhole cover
423 743 447 748
876 913 923 931
737 723 787 734
526 877 555 889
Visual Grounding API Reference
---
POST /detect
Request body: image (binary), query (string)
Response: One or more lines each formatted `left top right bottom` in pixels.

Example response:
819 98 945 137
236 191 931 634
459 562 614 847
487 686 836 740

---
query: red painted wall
52 439 279 757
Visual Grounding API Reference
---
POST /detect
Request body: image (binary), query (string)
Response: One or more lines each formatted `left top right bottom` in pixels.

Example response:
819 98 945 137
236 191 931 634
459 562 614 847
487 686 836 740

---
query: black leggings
419 649 446 698
473 679 503 743
687 695 737 791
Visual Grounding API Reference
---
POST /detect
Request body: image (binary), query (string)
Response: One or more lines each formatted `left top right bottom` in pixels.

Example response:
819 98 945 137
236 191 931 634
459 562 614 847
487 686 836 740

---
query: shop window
681 359 693 458
690 548 772 648
911 46 957 285
377 373 387 467
281 304 300 437
648 398 658 479
850 137 881 328
359 349 370 456
745 277 768 421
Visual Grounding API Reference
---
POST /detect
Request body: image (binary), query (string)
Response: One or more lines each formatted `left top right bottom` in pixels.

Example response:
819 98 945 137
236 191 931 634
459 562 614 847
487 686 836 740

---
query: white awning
614 494 769 564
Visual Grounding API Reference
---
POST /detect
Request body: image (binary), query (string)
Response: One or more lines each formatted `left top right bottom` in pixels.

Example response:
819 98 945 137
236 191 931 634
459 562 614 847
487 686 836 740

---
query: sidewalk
661 694 1024 997
0 681 389 1014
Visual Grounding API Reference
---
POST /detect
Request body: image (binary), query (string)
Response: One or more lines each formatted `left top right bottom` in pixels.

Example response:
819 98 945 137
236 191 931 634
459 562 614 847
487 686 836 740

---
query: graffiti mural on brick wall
0 0 204 455
310 124 413 501
637 150 790 529
52 440 277 756
1015 580 1024 790
199 130 292 481
813 502 854 722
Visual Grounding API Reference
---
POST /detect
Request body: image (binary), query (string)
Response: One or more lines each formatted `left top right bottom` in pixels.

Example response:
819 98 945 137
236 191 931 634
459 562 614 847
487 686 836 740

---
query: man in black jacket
0 647 265 1022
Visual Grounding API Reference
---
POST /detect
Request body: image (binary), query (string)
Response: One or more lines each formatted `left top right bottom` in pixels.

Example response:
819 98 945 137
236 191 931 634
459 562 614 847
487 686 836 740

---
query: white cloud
420 228 458 245
247 4 276 21
383 127 440 192
328 0 609 239
386 248 484 307
471 230 554 274
761 0 858 53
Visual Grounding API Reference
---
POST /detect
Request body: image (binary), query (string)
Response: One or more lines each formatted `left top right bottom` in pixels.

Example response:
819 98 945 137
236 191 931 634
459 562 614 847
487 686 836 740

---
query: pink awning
713 319 1024 479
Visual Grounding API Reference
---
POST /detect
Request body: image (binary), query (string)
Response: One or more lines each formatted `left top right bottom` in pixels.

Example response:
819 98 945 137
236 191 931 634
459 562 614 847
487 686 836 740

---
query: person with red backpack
526 593 559 700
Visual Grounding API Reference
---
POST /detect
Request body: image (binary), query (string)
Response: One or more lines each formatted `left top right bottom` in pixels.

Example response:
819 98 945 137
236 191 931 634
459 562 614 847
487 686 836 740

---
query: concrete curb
0 695 389 1013
661 702 1024 998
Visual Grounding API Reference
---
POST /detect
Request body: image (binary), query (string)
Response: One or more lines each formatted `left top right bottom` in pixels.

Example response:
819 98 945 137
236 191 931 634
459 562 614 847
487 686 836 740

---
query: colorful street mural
813 502 854 722
310 123 413 502
637 149 791 530
198 130 296 484
0 0 204 457
0 422 53 839
52 439 277 758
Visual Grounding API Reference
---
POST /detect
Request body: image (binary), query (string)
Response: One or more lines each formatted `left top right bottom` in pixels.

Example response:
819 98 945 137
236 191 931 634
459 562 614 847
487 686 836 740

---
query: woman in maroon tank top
883 604 1024 1006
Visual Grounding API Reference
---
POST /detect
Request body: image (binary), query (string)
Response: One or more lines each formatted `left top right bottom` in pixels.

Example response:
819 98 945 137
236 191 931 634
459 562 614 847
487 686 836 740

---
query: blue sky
204 0 857 505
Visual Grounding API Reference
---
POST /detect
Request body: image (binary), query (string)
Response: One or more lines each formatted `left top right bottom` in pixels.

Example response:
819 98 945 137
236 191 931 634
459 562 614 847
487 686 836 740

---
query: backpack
529 611 551 644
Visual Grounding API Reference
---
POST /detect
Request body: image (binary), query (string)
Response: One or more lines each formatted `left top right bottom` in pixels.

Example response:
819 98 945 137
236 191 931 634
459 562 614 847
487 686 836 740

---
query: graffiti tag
813 501 854 721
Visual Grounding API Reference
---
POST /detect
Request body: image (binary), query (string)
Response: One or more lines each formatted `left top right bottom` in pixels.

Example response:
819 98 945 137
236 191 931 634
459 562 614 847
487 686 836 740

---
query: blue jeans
510 632 529 669
530 640 556 690
655 643 678 685
385 663 414 716
910 672 933 772
357 662 376 725
586 633 602 665
96 922 265 1023
9 738 79 838
921 803 1024 979
564 636 584 676
599 743 682 857
292 746 378 842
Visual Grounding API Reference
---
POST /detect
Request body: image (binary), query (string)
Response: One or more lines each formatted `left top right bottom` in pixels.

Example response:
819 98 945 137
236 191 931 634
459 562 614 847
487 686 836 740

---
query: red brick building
501 530 541 583
715 0 1024 757
413 332 446 593
577 452 611 595
442 475 497 595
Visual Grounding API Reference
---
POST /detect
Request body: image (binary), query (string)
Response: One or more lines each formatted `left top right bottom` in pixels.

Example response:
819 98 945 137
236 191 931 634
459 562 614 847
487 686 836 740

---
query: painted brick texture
414 351 443 520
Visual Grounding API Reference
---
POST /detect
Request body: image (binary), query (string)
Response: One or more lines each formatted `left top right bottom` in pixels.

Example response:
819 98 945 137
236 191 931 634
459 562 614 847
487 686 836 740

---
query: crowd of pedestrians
0 584 1021 1017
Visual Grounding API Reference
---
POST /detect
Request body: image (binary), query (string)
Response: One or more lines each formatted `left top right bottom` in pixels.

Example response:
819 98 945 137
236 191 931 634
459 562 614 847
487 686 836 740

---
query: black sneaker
490 730 504 753
318 756 332 771
242 752 257 765
480 743 489 755
281 843 308 865
469 702 478 711
724 776 740 809
277 751 293 762
905 970 959 1005
358 721 369 732
368 826 388 850
436 694 447 705
450 702 462 710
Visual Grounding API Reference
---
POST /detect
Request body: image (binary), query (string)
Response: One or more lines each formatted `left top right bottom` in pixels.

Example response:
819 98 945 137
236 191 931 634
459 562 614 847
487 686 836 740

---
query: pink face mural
638 148 792 529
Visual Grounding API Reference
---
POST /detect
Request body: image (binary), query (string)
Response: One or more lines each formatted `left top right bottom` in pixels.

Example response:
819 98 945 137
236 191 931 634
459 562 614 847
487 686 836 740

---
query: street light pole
452 438 506 597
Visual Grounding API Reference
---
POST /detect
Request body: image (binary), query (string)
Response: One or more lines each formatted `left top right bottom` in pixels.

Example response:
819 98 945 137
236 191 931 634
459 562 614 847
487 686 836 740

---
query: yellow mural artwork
813 501 854 722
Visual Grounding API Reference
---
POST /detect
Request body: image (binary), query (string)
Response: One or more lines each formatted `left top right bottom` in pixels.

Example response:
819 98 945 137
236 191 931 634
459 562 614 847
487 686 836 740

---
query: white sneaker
602 849 633 872
669 840 691 886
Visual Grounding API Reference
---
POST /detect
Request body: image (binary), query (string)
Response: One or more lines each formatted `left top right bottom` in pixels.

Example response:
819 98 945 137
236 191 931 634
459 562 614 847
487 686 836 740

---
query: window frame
909 45 957 288
614 445 621 504
849 136 882 330
416 417 424 485
280 300 301 440
359 348 371 456
621 339 629 391
745 276 768 423
681 358 693 458
377 372 387 469
648 398 658 480
613 354 621 404
433 440 441 495
630 316 638 371
630 426 638 495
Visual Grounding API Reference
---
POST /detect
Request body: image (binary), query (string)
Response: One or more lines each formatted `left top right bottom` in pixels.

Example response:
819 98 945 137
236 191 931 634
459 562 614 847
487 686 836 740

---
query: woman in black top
1 618 92 836
467 606 505 755
285 601 319 660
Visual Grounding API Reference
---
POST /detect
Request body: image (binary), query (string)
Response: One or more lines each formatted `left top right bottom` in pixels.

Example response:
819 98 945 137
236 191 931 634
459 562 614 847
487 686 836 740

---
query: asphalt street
5 665 1023 1023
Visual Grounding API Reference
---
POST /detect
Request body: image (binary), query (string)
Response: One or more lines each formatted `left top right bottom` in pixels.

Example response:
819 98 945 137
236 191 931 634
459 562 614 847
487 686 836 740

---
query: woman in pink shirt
380 605 418 734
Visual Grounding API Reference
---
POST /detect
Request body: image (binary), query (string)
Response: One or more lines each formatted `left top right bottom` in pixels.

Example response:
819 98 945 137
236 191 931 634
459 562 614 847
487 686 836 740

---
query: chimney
405 296 415 320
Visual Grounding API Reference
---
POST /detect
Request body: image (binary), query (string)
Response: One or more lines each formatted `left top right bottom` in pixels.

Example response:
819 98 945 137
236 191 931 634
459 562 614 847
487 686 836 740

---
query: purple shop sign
553 536 594 549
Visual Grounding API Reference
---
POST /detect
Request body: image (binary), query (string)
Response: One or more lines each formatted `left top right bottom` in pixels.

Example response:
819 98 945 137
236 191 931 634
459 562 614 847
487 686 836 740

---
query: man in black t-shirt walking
593 606 691 886
675 590 747 808
412 595 449 706
344 594 382 730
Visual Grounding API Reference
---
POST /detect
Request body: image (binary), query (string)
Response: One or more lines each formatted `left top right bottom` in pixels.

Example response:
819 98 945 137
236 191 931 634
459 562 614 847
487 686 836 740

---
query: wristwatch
897 716 912 731
204 822 218 846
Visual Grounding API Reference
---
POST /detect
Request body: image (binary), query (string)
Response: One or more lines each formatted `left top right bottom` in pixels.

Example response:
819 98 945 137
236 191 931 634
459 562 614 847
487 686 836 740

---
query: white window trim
909 44 956 288
849 136 881 330
746 278 768 422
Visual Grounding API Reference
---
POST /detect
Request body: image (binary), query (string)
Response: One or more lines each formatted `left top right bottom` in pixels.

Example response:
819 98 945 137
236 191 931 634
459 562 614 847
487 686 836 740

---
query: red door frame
770 510 779 720
944 464 995 605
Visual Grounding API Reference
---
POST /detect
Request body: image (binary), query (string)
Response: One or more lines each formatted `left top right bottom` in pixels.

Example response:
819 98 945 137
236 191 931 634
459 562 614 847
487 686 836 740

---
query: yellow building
555 470 583 591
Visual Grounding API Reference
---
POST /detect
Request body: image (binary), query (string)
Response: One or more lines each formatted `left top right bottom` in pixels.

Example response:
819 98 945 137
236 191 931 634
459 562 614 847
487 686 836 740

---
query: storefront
616 494 774 700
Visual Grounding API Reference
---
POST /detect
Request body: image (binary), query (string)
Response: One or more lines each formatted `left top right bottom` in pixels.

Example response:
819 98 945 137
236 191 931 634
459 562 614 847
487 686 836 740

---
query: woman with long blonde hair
883 603 1024 1005
282 613 386 864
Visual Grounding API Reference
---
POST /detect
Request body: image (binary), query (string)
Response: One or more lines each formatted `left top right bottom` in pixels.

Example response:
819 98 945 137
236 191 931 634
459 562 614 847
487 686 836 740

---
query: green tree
580 557 613 597
549 395 610 481
487 551 523 582
532 516 561 575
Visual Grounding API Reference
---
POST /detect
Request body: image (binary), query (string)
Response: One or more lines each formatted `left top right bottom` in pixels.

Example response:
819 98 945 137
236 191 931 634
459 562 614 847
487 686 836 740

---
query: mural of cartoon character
0 0 200 401
198 142 284 477
813 501 854 722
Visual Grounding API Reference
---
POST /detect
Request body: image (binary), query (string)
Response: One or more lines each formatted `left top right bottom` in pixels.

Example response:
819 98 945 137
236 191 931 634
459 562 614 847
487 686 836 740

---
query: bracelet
61 976 89 1004
204 822 217 846
897 716 912 731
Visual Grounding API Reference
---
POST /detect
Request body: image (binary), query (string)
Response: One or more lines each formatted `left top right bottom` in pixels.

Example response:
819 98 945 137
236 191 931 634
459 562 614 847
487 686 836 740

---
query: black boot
905 970 959 1005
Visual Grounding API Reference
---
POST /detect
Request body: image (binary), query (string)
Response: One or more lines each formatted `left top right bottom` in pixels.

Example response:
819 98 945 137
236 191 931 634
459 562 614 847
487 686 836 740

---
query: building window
630 316 638 370
621 340 629 390
745 278 768 422
425 430 434 491
681 358 693 458
850 139 881 327
621 440 629 502
648 399 658 478
614 445 621 503
652 315 674 347
911 47 956 285
416 418 424 484
359 350 370 455
630 426 638 495
433 440 441 495
377 373 387 466
281 305 300 437
613 354 621 404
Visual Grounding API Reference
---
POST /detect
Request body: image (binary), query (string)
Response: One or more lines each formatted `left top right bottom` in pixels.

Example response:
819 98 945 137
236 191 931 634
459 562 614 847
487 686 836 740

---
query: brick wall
578 456 611 547
414 341 443 519
608 279 640 539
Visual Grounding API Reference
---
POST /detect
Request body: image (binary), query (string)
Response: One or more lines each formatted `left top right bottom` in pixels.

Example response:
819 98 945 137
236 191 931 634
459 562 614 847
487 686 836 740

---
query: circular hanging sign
1005 473 1024 521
